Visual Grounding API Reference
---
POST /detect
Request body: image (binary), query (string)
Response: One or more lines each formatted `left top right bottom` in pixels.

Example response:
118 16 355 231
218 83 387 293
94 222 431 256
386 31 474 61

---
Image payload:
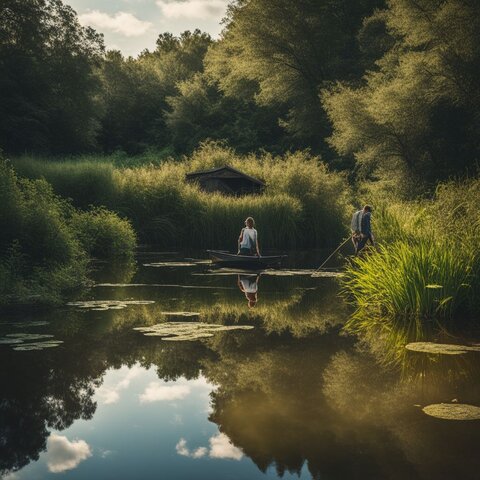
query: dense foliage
0 159 135 305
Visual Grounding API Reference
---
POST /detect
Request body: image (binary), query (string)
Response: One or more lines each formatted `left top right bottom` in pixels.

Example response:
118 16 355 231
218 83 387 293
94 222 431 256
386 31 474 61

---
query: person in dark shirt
356 205 375 254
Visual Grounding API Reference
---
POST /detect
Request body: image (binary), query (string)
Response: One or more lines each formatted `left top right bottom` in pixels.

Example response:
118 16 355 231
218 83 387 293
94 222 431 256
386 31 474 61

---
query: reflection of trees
203 329 480 480
3 300 480 479
0 309 209 476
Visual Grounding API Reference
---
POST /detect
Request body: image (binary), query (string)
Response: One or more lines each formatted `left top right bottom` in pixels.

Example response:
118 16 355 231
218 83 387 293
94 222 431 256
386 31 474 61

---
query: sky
67 0 231 57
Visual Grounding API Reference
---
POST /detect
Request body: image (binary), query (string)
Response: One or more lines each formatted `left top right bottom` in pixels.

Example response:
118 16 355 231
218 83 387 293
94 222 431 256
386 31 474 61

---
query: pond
1 250 480 480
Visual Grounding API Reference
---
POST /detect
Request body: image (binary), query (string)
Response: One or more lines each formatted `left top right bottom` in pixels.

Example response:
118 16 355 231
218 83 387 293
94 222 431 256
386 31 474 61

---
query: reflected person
237 274 260 308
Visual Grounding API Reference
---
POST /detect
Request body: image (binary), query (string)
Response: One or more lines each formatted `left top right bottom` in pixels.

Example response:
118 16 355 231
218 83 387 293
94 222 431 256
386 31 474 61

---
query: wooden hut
185 165 265 195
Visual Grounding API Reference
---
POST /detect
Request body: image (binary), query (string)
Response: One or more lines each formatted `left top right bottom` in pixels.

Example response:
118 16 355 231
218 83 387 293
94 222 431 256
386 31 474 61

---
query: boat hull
207 250 286 269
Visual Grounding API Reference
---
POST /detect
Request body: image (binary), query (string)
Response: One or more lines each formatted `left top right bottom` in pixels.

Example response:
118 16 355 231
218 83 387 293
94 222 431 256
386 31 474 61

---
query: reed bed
12 142 351 249
343 178 480 323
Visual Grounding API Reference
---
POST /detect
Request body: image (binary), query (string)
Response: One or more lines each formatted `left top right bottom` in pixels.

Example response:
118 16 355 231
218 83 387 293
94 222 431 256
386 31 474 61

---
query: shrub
71 207 137 259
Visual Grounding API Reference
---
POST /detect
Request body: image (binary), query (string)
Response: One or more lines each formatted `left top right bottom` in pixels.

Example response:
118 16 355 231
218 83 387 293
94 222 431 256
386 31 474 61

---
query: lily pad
310 271 344 278
13 340 64 351
143 262 197 268
11 321 50 328
405 342 480 355
423 403 480 420
67 300 155 311
134 322 254 341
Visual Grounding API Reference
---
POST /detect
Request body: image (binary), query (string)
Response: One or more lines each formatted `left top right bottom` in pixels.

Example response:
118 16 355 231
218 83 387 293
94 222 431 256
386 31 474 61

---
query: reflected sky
2 251 480 480
8 366 310 480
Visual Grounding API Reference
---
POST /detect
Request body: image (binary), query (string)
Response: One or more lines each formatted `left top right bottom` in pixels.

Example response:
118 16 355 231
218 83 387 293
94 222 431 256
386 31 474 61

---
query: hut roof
185 165 265 186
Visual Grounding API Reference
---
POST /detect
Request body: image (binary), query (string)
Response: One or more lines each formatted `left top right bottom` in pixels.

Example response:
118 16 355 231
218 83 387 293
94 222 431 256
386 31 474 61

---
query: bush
0 158 136 305
0 160 88 304
71 207 136 259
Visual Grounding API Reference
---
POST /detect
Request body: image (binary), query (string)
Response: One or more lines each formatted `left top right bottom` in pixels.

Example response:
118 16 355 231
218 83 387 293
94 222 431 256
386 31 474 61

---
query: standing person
351 205 375 255
238 217 260 256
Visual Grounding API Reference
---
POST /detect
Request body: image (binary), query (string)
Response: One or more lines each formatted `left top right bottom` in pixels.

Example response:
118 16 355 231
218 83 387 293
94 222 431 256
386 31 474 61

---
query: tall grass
343 178 480 324
12 142 351 249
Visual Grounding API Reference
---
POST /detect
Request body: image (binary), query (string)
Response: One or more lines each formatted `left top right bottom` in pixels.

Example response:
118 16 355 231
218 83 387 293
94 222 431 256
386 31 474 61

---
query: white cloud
139 382 190 403
78 10 152 37
46 434 92 473
209 433 243 460
156 0 228 20
175 433 242 461
176 438 208 458
95 366 143 405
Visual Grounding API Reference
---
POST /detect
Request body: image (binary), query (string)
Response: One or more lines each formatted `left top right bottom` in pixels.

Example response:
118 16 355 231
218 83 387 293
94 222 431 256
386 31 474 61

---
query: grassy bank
343 179 480 325
0 159 136 306
12 142 351 249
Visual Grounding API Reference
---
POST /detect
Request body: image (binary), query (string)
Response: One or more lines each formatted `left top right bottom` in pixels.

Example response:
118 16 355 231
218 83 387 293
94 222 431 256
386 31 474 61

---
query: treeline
3 0 479 185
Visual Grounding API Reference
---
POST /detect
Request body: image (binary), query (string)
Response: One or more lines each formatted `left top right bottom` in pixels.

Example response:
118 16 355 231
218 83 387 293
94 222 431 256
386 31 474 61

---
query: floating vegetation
423 403 480 420
0 333 63 351
143 262 198 268
94 283 234 290
405 342 480 355
134 322 254 341
13 340 64 351
67 300 155 311
160 312 200 317
263 269 316 277
310 271 344 278
12 321 50 328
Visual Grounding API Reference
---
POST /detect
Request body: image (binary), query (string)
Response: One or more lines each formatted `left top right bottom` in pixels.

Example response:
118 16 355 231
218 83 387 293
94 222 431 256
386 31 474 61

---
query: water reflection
237 274 260 308
1 252 480 480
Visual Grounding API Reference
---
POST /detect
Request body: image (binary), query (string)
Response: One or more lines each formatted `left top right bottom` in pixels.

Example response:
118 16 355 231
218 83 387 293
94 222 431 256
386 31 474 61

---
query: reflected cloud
209 433 243 460
96 365 143 405
176 438 208 458
175 433 243 461
46 434 92 473
139 383 190 403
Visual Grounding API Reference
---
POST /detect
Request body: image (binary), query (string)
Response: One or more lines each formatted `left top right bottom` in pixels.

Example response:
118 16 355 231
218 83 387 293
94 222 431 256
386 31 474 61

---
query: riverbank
11 142 351 249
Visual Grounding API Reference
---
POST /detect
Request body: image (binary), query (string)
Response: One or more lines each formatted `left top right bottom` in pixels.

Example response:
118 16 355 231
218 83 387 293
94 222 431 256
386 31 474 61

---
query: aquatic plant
422 403 480 421
344 240 473 320
134 322 254 341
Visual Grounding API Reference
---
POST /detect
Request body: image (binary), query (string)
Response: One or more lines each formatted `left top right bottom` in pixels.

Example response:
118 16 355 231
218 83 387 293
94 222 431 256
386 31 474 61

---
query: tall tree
205 0 384 155
323 0 480 183
0 0 104 154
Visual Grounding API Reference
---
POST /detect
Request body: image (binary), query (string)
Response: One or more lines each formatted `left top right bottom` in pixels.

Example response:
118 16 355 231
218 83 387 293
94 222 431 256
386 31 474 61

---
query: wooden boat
207 250 286 269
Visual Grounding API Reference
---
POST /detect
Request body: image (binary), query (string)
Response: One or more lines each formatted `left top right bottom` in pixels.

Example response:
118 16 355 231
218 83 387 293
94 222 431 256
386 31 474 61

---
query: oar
311 236 351 277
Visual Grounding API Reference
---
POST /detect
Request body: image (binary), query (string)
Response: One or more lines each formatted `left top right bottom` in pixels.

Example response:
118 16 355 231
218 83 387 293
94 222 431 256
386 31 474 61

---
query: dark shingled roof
185 165 265 186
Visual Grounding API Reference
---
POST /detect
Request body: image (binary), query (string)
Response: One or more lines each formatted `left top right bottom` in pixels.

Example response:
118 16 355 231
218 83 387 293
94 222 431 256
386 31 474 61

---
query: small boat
207 250 286 269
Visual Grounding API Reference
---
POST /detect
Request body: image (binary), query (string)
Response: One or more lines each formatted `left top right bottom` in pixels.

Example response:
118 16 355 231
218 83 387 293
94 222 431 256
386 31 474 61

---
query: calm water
1 251 480 480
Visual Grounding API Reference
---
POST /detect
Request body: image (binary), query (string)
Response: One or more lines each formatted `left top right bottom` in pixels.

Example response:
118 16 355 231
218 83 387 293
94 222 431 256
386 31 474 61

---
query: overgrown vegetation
343 179 480 324
13 142 350 249
0 159 135 306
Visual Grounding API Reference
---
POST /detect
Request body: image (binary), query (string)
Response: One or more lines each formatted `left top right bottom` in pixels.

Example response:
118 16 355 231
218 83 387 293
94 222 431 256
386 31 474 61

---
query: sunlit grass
12 142 351 248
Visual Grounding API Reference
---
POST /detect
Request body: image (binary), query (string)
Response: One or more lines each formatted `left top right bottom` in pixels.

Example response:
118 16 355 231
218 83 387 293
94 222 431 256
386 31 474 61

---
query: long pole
312 236 351 274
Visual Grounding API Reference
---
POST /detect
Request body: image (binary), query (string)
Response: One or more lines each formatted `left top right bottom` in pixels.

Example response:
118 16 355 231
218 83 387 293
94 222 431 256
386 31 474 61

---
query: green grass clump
344 240 474 321
343 178 480 324
13 156 116 209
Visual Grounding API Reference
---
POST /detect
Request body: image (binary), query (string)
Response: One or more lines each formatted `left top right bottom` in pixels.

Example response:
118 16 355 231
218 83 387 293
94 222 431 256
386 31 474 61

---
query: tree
205 0 384 155
0 0 104 154
323 0 480 183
